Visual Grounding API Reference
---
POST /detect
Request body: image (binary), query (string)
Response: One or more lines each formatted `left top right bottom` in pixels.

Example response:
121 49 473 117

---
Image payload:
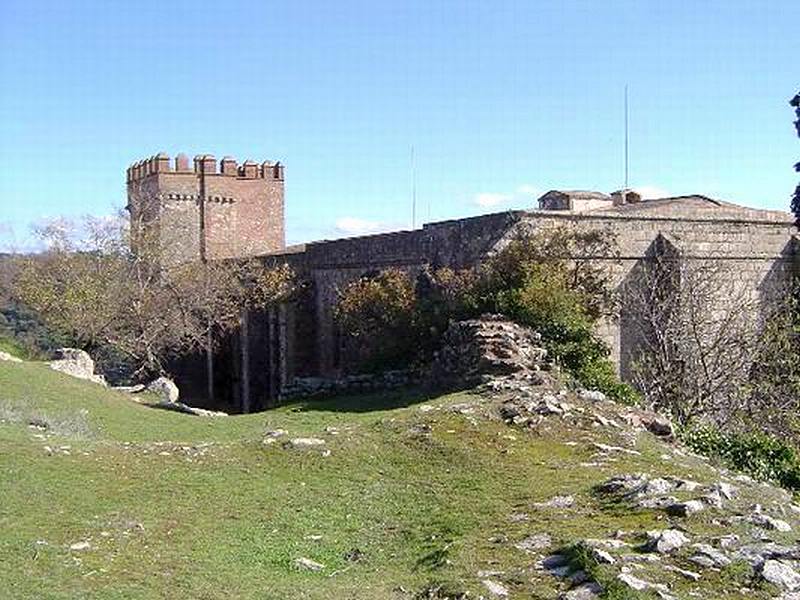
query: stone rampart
264 199 795 381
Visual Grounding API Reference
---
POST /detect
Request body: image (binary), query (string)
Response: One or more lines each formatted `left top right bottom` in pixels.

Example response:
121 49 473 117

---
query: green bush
334 228 636 402
334 269 420 372
681 424 800 491
495 263 638 403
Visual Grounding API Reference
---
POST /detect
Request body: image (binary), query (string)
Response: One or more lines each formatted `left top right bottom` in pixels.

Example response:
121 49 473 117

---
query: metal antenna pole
624 85 629 189
411 145 417 229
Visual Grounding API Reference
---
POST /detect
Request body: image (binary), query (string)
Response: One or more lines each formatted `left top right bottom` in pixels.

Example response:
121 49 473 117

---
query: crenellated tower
126 153 285 265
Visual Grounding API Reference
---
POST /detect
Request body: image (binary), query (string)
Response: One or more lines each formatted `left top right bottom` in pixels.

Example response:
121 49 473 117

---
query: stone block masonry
261 195 796 391
127 153 285 265
122 152 797 413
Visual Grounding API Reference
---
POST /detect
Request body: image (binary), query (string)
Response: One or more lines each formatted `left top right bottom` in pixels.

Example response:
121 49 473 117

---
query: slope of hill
1 359 798 599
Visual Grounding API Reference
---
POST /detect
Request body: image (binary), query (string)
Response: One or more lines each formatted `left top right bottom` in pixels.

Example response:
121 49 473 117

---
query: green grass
0 335 29 359
0 361 789 599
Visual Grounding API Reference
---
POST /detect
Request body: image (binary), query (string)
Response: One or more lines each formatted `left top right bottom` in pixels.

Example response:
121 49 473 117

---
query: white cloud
633 185 669 200
516 184 540 196
334 217 396 236
0 222 14 252
473 184 540 208
474 192 511 208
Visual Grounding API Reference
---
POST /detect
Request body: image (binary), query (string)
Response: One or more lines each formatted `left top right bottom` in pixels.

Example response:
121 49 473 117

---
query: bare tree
624 246 760 425
12 213 295 379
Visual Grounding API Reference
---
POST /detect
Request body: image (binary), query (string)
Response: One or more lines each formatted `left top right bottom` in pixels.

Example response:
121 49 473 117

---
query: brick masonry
127 153 285 264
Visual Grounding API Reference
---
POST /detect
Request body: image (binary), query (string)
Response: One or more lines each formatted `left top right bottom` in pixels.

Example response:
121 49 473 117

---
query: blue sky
0 0 798 249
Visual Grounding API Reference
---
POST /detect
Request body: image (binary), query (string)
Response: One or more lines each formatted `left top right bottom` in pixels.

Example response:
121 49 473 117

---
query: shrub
681 424 800 491
334 227 635 402
495 263 637 403
334 269 419 372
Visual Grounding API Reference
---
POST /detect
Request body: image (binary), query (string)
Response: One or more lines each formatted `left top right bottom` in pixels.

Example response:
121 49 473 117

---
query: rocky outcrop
430 314 548 385
150 401 228 417
49 348 106 386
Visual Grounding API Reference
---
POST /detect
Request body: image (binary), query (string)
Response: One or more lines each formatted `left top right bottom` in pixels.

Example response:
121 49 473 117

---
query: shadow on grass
278 386 444 414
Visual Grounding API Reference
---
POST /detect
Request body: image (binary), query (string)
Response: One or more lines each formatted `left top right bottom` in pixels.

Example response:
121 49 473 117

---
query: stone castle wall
126 153 796 411
127 153 285 264
272 202 795 385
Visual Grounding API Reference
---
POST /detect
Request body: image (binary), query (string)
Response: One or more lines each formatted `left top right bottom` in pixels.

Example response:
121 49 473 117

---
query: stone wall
170 191 797 412
508 204 795 370
264 198 795 389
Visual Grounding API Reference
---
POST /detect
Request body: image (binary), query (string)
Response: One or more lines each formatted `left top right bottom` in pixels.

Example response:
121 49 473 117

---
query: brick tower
126 153 285 264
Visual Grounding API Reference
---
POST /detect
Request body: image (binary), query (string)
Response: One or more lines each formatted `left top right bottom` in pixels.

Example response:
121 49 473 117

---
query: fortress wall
300 229 429 375
510 212 796 372
271 208 795 381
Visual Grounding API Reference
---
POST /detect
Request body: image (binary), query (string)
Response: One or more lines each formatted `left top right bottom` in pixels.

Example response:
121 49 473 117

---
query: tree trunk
206 327 215 404
241 310 250 413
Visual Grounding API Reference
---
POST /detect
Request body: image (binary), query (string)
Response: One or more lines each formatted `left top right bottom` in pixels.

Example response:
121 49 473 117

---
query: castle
128 153 798 412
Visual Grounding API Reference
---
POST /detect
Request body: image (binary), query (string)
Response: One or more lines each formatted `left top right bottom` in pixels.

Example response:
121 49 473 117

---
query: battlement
126 153 284 183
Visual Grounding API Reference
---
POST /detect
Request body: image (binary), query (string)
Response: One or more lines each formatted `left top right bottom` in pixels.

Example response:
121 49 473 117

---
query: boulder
641 413 674 437
761 560 800 591
666 499 705 517
146 376 180 403
645 529 689 553
689 543 731 568
430 315 548 384
49 348 106 385
750 512 792 532
0 350 22 363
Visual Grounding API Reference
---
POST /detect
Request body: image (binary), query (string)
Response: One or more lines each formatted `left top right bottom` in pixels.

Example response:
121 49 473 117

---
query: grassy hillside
0 360 796 599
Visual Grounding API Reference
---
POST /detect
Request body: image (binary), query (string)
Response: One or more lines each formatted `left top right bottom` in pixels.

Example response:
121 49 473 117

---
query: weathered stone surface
640 413 674 437
689 543 731 568
664 564 701 581
49 348 106 386
761 560 800 591
69 541 91 551
514 533 552 553
151 401 228 417
616 573 649 591
751 512 793 532
293 556 324 571
645 529 689 554
146 376 180 403
666 499 705 517
591 548 615 564
535 495 574 509
579 390 606 403
560 582 602 599
430 315 547 384
281 370 415 399
283 438 326 450
482 579 509 597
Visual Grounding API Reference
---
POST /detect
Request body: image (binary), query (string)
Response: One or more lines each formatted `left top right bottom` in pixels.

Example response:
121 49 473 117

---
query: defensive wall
126 154 796 412
232 196 795 412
